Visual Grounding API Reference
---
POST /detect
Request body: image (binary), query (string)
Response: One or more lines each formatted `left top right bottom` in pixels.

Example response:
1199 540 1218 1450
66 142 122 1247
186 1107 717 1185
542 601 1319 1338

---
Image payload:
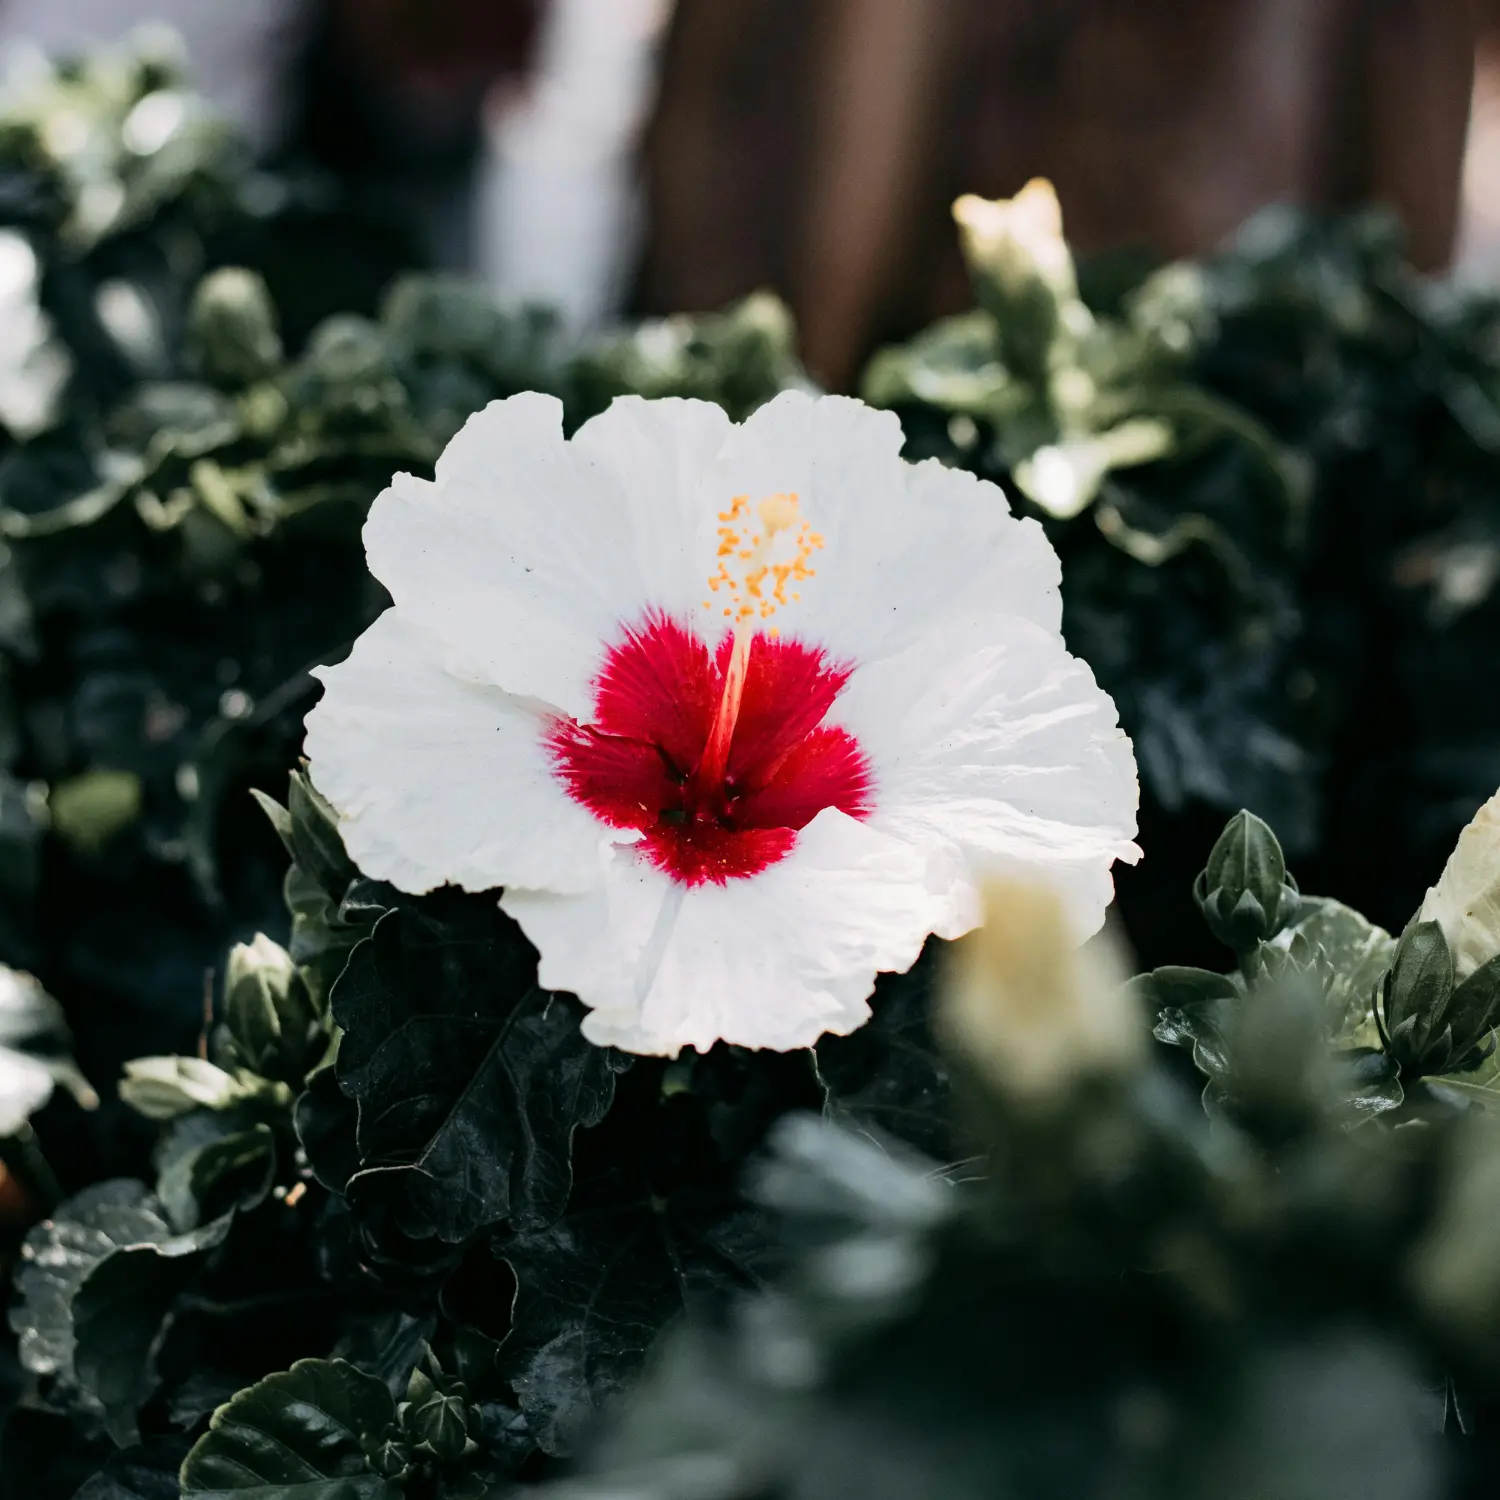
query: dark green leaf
287 770 358 902
333 897 627 1243
156 1115 276 1230
1444 951 1500 1057
71 1207 235 1445
1133 965 1240 1015
10 1180 174 1383
294 1064 361 1195
815 943 952 1160
71 1438 191 1500
179 1358 398 1499
1279 896 1394 1040
497 1162 781 1457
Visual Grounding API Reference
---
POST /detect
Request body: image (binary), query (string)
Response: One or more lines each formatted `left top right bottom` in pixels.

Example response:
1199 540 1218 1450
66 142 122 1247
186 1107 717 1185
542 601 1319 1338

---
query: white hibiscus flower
304 391 1140 1054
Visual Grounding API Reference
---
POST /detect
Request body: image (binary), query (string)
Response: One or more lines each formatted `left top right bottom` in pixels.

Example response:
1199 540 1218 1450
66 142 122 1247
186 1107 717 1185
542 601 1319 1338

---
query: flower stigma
696 492 824 795
546 490 861 886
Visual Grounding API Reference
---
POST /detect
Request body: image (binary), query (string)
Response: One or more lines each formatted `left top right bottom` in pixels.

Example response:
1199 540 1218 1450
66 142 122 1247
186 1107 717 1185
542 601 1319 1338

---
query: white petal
836 615 1140 939
0 1045 54 1137
304 610 608 895
363 393 732 716
695 390 1062 657
501 809 968 1054
1417 786 1500 979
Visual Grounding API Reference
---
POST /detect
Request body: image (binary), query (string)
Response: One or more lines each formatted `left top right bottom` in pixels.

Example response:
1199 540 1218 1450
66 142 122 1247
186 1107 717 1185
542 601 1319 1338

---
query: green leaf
250 787 294 860
332 896 628 1243
287 769 358 901
1143 968 1240 1077
1427 1042 1500 1105
497 1163 782 1457
1133 965 1240 1016
179 1358 399 1499
10 1178 233 1444
1443 951 1500 1057
72 1208 235 1445
156 1113 276 1230
1278 896 1395 1040
71 1438 190 1500
294 1064 361 1195
815 943 954 1160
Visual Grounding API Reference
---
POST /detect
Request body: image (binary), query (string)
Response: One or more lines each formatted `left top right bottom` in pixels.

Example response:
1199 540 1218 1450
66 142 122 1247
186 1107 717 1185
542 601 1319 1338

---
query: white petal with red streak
500 808 969 1053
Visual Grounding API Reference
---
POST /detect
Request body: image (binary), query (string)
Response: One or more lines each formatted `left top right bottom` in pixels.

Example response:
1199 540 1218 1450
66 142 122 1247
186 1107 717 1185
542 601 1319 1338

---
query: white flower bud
941 878 1141 1107
952 180 1077 304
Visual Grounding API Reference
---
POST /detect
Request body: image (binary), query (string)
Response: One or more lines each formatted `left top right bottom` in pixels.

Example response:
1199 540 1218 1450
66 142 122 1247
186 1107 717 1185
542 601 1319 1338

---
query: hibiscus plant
8 30 1500 1500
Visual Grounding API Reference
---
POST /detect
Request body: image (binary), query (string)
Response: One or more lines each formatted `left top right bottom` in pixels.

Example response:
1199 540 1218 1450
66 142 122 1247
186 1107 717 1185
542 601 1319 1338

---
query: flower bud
1193 810 1299 953
1416 786 1500 982
220 932 324 1085
953 180 1076 304
185 268 282 389
952 180 1078 383
941 878 1139 1108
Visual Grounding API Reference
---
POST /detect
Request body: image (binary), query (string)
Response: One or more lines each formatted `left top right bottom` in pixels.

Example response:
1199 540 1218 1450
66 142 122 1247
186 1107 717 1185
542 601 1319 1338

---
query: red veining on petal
547 612 870 886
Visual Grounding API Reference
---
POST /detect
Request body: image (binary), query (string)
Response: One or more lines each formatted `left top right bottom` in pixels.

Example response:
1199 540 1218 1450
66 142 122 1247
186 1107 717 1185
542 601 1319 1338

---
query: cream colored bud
225 931 296 999
952 179 1077 303
941 879 1141 1106
1416 787 1500 980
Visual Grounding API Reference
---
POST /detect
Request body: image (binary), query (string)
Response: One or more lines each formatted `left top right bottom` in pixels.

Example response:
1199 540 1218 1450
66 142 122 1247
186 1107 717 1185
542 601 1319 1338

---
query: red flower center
547 613 871 886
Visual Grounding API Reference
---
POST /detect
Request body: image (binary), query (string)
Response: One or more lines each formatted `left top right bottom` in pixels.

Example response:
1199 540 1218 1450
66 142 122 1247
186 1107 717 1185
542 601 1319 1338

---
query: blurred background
4 0 1500 391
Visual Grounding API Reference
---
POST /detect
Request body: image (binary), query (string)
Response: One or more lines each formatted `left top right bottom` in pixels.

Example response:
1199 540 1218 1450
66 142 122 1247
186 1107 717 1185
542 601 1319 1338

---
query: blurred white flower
0 965 94 1138
942 878 1139 1106
1417 786 1500 979
0 230 69 439
306 391 1139 1054
953 179 1077 303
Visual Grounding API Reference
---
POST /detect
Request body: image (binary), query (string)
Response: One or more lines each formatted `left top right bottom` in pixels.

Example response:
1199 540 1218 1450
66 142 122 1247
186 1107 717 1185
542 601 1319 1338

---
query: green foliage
14 32 1500 1500
537 844 1500 1500
329 897 627 1244
570 291 804 425
178 1358 397 1499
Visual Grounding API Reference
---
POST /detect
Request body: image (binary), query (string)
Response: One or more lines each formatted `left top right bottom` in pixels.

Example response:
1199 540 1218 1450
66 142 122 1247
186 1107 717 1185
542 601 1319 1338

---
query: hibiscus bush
7 31 1500 1500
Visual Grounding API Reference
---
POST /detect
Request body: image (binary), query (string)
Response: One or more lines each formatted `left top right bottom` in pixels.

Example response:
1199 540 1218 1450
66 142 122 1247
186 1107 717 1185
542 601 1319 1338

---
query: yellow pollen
702 490 822 630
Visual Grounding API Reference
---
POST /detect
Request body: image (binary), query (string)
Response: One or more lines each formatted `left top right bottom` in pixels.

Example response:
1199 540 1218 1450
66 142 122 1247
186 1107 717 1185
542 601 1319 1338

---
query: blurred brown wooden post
641 0 1489 390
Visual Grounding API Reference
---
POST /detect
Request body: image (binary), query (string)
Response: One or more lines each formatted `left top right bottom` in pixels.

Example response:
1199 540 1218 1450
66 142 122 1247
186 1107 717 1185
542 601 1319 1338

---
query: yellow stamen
702 491 823 633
